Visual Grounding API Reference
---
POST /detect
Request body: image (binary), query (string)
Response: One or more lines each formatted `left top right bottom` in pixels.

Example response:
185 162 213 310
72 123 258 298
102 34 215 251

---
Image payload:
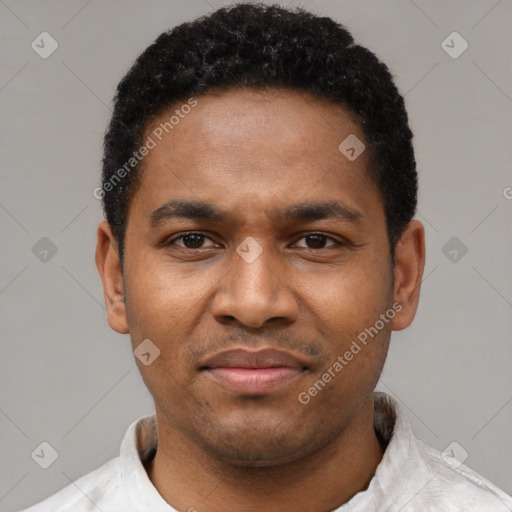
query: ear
391 219 425 331
95 220 129 334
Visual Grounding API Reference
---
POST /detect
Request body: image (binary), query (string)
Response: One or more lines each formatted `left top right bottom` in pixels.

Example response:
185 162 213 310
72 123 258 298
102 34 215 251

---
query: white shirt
22 392 512 512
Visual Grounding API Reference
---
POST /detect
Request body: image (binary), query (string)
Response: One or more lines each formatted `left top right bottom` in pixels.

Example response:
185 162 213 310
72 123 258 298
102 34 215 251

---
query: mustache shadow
185 330 327 368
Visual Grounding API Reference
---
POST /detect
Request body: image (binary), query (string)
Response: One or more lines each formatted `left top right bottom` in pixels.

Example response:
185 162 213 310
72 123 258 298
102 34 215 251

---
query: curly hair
101 2 417 267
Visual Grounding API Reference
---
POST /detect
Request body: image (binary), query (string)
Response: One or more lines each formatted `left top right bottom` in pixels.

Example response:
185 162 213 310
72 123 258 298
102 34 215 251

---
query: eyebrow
149 199 363 228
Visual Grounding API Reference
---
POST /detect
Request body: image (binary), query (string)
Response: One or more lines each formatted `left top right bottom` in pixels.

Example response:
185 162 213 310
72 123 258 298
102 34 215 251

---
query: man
23 3 512 511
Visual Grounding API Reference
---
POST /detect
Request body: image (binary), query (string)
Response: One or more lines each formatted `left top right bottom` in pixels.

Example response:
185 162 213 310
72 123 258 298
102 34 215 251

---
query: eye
167 232 217 249
165 232 343 251
293 233 341 249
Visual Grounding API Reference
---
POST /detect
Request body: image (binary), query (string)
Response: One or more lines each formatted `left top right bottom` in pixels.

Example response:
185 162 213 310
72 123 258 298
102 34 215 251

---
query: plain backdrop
1 0 511 510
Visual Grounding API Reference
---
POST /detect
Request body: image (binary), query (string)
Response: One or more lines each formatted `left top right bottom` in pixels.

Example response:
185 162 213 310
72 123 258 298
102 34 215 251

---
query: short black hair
101 2 417 268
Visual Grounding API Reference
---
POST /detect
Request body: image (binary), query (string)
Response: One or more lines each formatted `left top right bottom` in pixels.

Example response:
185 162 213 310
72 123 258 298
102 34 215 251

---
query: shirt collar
119 415 174 511
340 392 434 511
119 392 431 511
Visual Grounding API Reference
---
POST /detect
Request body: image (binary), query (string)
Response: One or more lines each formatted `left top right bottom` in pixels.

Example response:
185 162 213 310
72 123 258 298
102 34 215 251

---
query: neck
147 397 384 512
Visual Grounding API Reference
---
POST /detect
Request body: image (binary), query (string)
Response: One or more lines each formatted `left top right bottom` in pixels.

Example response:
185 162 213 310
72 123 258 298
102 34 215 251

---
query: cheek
300 259 391 328
124 264 206 402
125 261 210 333
298 306 391 411
297 260 393 391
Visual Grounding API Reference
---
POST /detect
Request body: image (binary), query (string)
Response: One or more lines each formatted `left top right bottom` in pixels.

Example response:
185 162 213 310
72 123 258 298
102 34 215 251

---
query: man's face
105 88 402 466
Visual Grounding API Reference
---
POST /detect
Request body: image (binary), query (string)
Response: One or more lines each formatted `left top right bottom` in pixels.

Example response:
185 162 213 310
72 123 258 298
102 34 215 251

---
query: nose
211 244 299 329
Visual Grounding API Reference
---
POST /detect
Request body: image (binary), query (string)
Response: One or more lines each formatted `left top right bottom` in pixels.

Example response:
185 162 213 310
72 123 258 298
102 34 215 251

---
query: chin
192 417 328 469
203 439 309 468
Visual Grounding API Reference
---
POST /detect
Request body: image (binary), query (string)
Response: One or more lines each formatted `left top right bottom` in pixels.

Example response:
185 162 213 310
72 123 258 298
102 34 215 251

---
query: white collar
117 392 429 511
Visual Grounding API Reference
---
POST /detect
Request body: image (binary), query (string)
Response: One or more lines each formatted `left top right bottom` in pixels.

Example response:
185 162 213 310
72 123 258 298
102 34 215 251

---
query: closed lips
201 348 308 395
201 348 307 370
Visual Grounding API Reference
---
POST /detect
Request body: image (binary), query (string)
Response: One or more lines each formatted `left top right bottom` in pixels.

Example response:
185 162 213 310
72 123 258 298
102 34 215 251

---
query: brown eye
294 233 338 249
169 232 217 249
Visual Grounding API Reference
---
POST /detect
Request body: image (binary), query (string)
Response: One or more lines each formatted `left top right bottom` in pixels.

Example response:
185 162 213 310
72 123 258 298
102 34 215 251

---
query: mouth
201 348 308 395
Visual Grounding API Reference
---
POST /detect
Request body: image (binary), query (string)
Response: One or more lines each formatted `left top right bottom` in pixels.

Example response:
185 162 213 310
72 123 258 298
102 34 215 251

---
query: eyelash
165 231 345 250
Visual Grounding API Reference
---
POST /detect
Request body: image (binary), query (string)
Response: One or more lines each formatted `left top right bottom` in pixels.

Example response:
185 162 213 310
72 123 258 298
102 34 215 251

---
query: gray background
1 0 511 510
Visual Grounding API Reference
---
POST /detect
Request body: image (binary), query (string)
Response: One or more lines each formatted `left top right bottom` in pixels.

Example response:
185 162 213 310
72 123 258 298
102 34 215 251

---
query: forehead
130 87 382 224
146 87 365 163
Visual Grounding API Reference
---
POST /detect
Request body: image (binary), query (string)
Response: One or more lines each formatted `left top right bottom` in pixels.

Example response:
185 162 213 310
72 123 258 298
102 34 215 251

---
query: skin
96 87 425 512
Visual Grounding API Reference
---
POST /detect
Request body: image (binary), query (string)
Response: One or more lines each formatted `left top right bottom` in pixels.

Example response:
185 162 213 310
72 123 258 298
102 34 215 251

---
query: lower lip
205 367 304 395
